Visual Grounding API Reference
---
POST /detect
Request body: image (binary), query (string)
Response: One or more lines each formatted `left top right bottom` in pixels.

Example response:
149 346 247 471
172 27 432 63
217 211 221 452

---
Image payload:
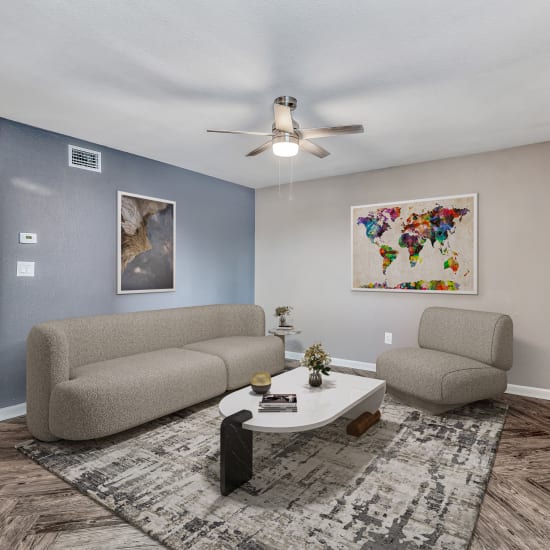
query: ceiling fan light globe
272 142 299 157
272 134 299 157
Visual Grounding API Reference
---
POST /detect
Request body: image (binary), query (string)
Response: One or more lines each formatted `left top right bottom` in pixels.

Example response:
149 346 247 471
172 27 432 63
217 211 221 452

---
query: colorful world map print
352 194 477 293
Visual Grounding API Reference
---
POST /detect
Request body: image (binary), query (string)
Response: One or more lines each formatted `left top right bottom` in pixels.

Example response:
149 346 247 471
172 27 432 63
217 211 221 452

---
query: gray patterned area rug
17 395 506 550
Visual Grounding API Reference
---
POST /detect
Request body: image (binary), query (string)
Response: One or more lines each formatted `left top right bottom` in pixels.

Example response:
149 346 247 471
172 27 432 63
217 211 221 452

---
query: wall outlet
384 332 393 345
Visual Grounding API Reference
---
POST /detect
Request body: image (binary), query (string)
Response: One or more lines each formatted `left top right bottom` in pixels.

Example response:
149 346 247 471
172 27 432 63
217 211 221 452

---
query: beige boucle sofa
27 304 284 441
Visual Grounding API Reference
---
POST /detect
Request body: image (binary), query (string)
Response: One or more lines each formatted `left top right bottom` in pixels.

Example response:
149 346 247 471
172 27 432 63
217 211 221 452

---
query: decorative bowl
250 371 272 394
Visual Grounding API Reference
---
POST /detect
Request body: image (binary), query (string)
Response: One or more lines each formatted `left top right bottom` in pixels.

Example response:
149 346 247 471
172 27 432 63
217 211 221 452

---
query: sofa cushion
49 348 226 440
184 336 284 390
377 347 507 405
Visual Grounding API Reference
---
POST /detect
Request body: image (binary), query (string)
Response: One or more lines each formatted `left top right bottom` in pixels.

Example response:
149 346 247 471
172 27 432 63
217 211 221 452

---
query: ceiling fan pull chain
289 157 294 201
278 159 282 197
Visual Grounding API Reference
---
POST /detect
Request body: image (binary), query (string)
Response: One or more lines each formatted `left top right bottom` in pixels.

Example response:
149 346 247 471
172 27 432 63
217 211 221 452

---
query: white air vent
68 144 101 172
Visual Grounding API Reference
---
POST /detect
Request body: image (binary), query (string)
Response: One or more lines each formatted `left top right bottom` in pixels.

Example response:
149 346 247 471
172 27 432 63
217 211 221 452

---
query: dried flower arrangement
274 306 293 327
301 342 332 375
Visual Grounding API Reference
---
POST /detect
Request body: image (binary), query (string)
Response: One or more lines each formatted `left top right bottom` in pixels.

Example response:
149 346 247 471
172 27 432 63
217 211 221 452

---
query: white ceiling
1 1 550 188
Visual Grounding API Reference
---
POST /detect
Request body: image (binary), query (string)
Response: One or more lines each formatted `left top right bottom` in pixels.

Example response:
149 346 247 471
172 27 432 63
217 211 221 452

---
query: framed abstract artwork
117 191 176 294
351 193 477 294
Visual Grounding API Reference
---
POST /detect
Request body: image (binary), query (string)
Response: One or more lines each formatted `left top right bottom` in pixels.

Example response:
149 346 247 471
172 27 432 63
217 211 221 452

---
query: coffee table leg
346 410 381 436
220 409 253 496
343 383 386 436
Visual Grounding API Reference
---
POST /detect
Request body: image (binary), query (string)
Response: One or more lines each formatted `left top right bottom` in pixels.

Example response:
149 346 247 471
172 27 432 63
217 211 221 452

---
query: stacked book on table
258 393 297 412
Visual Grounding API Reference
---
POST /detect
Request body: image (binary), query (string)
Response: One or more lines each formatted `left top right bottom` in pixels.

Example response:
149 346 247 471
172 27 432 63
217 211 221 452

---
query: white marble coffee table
218 367 386 495
220 367 385 432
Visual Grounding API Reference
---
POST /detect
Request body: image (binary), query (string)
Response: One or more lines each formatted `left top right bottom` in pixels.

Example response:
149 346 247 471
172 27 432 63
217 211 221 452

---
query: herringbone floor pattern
470 394 550 550
1 392 549 549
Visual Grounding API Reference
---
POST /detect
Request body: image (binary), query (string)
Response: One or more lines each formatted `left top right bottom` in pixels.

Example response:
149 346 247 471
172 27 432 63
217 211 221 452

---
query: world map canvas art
117 191 175 294
352 194 477 293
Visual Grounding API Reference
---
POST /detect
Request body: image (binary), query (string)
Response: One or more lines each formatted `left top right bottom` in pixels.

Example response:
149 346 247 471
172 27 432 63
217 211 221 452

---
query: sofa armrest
215 304 266 338
243 304 265 337
26 324 70 441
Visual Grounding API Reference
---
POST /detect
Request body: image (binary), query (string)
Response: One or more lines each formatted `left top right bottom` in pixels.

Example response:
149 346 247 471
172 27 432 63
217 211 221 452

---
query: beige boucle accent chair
27 304 284 441
376 307 513 414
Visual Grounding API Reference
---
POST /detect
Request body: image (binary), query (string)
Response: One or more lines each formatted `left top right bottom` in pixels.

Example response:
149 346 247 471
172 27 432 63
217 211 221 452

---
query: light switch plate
17 261 35 277
19 232 37 244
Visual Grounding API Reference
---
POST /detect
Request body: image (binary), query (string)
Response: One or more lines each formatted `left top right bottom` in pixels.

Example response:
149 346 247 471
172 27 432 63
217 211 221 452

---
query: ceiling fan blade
299 139 330 158
297 125 364 140
245 140 272 157
207 129 273 136
273 104 295 133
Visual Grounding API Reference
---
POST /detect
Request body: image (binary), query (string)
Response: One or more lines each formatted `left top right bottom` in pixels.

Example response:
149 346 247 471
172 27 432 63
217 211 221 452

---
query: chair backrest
418 306 513 370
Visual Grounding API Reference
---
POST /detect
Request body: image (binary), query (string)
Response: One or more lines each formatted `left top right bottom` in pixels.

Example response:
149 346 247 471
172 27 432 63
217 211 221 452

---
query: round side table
268 327 301 348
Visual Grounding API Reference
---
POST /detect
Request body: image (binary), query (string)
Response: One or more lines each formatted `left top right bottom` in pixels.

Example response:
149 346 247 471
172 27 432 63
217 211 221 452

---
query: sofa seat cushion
184 336 284 390
376 347 507 405
49 348 226 440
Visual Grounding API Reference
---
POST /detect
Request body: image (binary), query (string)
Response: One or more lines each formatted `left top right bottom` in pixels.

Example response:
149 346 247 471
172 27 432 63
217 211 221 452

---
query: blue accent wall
0 118 255 408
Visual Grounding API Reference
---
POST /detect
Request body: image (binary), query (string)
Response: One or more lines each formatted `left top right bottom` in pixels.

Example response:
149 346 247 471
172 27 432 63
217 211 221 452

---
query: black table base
220 409 253 496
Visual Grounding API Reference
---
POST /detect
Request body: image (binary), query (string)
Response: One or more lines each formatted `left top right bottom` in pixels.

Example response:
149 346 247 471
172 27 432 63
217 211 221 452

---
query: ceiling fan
207 96 364 159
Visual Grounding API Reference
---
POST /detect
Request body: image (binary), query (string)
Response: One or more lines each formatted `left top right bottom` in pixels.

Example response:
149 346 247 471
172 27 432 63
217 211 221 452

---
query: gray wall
0 118 255 407
256 142 550 390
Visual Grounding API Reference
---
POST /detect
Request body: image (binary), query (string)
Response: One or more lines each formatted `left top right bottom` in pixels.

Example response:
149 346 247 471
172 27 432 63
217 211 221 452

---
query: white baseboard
0 402 27 421
506 384 550 401
285 351 376 373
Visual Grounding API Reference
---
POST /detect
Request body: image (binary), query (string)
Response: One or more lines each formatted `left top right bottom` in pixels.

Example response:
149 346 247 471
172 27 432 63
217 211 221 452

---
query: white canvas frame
117 190 176 294
351 193 478 294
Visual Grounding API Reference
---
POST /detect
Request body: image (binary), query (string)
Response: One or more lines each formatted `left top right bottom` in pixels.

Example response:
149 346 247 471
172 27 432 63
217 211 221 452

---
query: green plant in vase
274 305 293 327
301 342 331 387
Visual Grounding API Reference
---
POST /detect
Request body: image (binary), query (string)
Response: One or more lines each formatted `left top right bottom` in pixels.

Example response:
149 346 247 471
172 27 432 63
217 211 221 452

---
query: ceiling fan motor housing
274 95 297 111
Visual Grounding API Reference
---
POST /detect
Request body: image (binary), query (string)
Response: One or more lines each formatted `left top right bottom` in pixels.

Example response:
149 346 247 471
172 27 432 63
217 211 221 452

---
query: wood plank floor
1 391 549 549
470 394 550 550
